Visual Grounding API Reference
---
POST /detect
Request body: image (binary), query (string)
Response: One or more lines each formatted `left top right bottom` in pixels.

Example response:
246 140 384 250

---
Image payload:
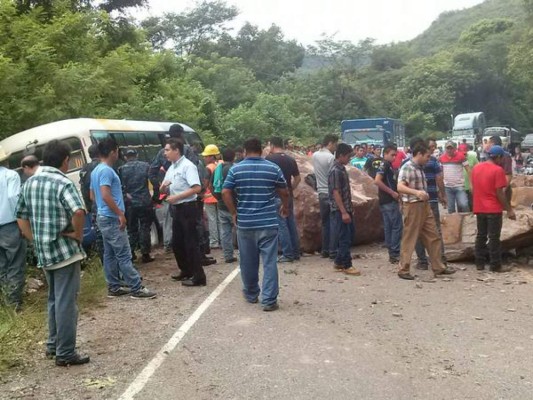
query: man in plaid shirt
397 143 456 280
16 140 90 367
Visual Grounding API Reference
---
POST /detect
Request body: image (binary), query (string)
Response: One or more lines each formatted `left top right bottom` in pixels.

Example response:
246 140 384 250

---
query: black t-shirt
266 152 299 191
376 160 398 205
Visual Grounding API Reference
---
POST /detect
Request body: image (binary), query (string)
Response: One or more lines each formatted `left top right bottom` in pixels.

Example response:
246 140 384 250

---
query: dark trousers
171 202 206 281
196 199 210 255
126 205 153 255
45 261 81 359
331 210 354 268
475 213 503 269
318 193 332 257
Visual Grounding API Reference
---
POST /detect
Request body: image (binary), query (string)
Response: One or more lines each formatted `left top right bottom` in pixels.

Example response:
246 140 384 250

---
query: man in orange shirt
202 145 222 249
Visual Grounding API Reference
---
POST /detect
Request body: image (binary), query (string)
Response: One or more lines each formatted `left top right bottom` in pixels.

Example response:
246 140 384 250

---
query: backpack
212 162 225 194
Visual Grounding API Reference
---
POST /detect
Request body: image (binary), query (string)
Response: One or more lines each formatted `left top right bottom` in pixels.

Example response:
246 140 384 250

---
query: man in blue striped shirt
222 138 289 311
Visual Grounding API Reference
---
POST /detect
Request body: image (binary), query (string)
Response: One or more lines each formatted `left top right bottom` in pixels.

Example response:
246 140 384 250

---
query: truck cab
341 118 405 147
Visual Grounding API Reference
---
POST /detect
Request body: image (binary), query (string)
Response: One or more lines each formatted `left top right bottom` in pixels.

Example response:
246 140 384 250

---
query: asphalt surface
3 245 533 400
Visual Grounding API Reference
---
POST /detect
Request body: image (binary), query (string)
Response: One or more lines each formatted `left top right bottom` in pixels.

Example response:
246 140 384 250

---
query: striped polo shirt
440 152 468 188
223 157 287 230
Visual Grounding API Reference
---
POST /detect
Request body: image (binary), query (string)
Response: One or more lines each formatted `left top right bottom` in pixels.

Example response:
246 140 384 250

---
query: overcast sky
141 0 485 45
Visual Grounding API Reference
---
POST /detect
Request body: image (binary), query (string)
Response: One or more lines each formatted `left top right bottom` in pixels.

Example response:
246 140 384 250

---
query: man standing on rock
266 136 301 263
222 137 289 311
374 144 402 264
471 145 516 272
397 143 456 280
16 140 89 366
329 143 361 276
312 134 338 259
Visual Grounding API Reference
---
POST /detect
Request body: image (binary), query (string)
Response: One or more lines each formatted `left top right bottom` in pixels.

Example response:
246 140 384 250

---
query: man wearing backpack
212 148 237 263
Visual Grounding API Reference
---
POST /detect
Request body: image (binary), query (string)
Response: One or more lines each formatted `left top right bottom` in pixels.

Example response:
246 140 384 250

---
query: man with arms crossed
16 140 89 366
222 138 289 311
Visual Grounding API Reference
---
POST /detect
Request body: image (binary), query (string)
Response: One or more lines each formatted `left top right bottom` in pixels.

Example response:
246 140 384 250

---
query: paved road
3 245 533 400
130 248 533 400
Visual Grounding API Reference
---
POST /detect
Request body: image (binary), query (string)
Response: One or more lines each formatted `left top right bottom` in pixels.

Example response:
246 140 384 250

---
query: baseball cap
445 141 456 148
488 145 505 157
125 149 137 156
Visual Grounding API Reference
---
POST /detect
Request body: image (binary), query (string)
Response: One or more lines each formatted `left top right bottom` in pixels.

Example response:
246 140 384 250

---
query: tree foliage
0 0 531 146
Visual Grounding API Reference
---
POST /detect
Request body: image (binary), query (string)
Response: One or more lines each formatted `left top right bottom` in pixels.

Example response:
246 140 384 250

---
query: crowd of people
0 126 521 367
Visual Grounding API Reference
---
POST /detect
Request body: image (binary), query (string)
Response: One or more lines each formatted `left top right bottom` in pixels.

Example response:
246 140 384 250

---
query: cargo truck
340 118 405 147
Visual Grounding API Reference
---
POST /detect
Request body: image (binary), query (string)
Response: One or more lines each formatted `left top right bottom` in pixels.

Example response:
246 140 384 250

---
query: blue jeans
380 202 403 259
237 228 279 306
218 209 235 261
445 186 469 213
0 222 27 307
276 198 300 260
45 261 81 359
331 211 354 268
97 215 142 293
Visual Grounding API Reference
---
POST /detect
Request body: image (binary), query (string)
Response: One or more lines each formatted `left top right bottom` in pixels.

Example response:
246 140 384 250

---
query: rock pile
291 152 383 254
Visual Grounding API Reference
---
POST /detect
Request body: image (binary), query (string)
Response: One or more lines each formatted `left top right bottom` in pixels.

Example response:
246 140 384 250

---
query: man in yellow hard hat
202 144 222 249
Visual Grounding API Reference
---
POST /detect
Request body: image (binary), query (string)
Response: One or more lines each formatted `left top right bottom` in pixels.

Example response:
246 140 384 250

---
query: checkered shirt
398 159 428 203
16 166 86 268
328 160 353 213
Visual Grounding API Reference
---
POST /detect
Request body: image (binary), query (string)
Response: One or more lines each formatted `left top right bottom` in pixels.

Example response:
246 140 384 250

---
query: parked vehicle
452 112 486 147
341 118 405 147
0 118 204 247
521 134 533 150
483 126 521 151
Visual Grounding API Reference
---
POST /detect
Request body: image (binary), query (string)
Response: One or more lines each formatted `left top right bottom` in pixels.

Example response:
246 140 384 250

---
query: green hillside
409 0 525 55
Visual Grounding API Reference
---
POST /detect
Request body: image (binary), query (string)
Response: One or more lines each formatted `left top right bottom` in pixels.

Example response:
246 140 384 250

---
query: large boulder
292 152 383 254
511 175 533 208
441 209 533 261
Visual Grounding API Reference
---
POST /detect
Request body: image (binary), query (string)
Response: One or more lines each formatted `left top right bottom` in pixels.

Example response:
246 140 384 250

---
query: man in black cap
119 149 155 263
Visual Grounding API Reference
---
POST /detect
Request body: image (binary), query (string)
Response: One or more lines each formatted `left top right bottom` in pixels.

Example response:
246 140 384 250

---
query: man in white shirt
161 138 206 287
0 146 26 310
312 134 338 259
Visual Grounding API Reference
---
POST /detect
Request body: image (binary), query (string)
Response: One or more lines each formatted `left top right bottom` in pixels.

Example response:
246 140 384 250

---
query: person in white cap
0 146 26 310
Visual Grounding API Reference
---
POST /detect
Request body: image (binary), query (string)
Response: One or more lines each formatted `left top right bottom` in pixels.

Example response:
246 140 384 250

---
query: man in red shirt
471 145 516 272
458 139 468 154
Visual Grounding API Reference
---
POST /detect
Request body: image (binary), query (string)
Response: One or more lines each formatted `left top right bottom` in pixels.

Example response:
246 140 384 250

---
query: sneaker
55 353 90 367
130 287 157 299
201 257 217 266
398 273 415 280
141 254 155 263
435 267 456 276
263 303 279 312
243 293 258 304
333 264 345 272
343 267 361 276
490 265 513 273
415 263 429 270
278 256 293 263
107 287 131 298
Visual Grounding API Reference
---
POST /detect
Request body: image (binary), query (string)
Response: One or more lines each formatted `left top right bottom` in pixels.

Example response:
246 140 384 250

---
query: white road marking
118 267 240 400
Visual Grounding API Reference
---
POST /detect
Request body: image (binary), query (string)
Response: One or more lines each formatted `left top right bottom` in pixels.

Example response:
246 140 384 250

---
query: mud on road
3 245 533 400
